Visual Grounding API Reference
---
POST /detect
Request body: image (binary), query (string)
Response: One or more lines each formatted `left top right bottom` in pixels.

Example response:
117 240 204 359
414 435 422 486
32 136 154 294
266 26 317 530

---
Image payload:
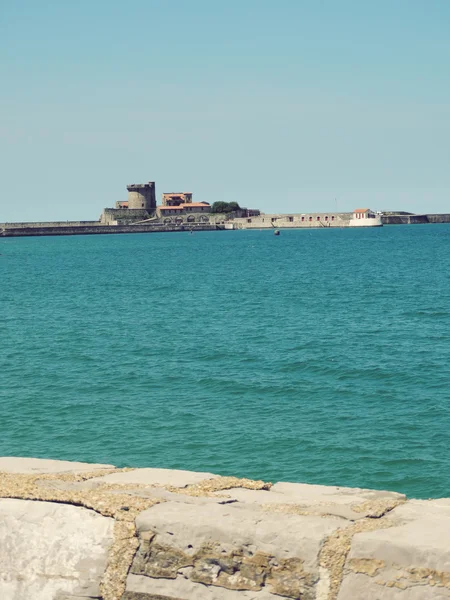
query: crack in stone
351 496 405 518
261 503 349 520
372 565 450 590
166 476 272 497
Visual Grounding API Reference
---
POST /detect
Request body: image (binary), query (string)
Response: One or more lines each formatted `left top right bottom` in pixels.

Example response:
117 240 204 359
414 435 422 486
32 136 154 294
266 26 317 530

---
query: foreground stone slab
339 573 448 599
338 499 450 599
214 482 405 521
269 482 405 519
125 573 281 599
0 456 115 474
88 467 218 488
0 498 114 600
127 500 342 599
2 458 450 600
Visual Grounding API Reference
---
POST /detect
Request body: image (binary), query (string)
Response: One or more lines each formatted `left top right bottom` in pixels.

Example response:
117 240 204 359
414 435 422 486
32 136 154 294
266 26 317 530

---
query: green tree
211 201 241 214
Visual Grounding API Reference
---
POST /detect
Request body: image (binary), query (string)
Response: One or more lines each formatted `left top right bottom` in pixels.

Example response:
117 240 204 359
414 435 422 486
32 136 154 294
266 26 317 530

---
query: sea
1 225 450 499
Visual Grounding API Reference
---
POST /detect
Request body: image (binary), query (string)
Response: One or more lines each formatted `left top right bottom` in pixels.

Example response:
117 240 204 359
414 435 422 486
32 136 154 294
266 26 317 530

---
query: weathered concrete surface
338 499 450 599
337 574 449 599
216 482 405 520
88 467 218 488
0 498 114 600
125 573 281 599
132 501 342 599
135 501 342 562
0 456 115 474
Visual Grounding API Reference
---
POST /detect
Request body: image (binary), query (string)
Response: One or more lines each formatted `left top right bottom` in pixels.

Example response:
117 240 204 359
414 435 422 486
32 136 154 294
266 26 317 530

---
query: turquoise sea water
1 226 450 498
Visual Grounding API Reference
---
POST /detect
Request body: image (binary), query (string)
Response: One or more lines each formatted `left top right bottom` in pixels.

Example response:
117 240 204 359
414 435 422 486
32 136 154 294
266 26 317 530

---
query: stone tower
127 182 156 211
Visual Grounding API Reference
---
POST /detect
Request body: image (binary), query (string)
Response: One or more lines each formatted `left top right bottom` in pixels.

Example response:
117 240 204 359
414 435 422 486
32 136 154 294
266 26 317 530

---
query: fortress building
102 182 157 225
127 182 156 211
157 192 210 220
101 183 211 225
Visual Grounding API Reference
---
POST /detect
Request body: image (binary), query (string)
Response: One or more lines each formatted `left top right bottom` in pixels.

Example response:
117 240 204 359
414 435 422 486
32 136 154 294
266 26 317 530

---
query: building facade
157 202 211 219
162 193 193 207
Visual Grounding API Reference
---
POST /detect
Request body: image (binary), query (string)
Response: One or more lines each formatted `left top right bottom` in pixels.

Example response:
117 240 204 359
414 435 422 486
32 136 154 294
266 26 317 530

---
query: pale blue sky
1 0 449 220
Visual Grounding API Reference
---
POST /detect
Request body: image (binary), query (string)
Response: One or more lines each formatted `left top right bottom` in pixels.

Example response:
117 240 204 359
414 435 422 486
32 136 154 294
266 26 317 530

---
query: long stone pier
0 222 217 237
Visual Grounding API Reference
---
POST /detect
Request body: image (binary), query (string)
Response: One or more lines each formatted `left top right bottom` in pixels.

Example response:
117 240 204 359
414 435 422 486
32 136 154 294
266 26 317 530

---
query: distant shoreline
2 212 450 237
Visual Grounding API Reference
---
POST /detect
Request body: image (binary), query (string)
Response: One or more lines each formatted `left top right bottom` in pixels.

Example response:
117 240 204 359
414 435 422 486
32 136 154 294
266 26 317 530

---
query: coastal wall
232 213 352 229
3 212 450 237
382 214 450 225
0 222 217 237
0 220 103 229
101 208 152 225
1 457 449 600
419 213 450 223
382 215 429 225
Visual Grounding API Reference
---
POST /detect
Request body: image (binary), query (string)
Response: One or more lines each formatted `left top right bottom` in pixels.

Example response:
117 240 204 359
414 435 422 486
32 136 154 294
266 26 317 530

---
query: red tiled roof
159 203 210 210
354 208 370 213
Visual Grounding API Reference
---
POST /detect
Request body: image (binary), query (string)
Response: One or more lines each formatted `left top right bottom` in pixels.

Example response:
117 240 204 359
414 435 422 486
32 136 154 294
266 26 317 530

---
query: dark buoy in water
274 229 280 236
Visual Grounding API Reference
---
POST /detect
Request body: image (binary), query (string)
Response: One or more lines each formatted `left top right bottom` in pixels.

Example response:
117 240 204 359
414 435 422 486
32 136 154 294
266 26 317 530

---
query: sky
1 0 449 221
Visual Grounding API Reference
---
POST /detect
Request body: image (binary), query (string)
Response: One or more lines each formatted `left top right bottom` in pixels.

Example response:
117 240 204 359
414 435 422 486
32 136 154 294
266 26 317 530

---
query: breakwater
234 212 450 229
233 212 352 229
382 213 450 225
0 220 103 229
0 222 217 237
2 213 450 236
1 457 449 600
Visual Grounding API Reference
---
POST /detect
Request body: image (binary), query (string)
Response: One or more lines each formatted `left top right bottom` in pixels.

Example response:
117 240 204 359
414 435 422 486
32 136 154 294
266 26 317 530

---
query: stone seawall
427 213 450 223
1 457 449 600
3 213 450 237
0 223 217 237
382 214 450 225
0 220 103 229
235 213 450 229
232 213 352 229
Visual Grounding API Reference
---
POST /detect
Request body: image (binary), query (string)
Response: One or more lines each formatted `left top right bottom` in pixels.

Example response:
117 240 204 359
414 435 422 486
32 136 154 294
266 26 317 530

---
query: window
317 216 320 221
247 218 252 223
331 215 335 221
288 216 293 222
325 215 328 221
309 216 312 221
301 216 305 222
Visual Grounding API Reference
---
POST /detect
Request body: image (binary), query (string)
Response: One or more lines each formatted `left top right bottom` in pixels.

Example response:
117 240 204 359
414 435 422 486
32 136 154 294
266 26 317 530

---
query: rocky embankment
0 458 449 600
